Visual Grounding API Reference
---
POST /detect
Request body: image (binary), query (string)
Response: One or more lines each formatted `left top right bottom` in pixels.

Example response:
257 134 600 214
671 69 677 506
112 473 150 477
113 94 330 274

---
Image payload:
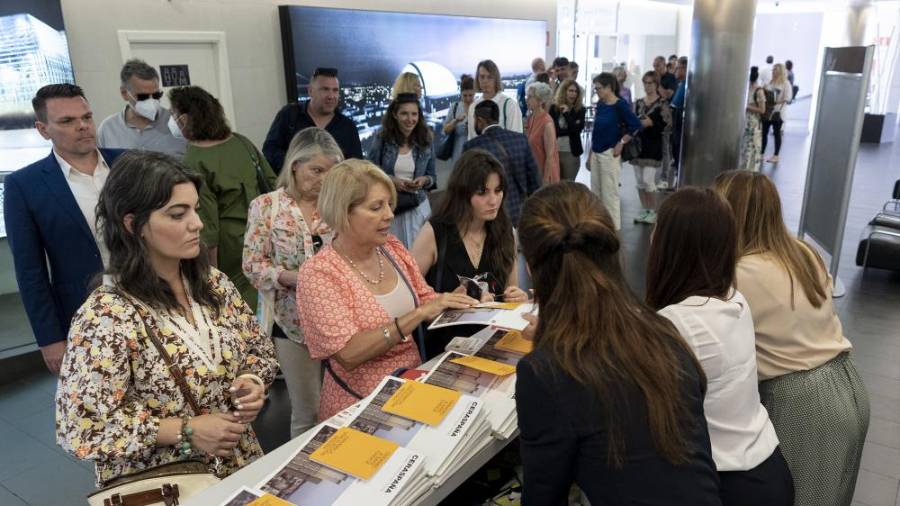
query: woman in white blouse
645 187 793 506
242 128 342 437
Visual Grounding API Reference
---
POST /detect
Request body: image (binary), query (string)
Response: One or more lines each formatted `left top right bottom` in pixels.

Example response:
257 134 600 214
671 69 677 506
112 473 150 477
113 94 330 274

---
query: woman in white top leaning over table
467 59 523 139
645 187 794 506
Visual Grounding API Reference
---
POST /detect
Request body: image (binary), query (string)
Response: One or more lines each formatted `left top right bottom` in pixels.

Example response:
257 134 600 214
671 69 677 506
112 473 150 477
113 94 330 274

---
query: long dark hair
97 151 222 313
167 86 231 141
380 93 431 149
431 149 515 286
518 182 704 467
645 187 737 310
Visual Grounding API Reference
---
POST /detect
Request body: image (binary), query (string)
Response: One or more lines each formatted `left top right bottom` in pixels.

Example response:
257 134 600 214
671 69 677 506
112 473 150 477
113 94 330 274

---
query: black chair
856 179 900 270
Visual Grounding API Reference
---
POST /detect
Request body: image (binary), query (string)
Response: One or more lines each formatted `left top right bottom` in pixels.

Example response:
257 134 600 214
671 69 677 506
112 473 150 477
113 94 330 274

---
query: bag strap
130 300 203 415
323 359 364 400
379 245 428 359
501 97 511 129
235 134 273 195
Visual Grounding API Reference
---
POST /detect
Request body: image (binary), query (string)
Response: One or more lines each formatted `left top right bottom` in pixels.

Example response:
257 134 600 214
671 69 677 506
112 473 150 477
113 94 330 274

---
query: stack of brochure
424 326 533 439
253 424 429 506
344 376 492 486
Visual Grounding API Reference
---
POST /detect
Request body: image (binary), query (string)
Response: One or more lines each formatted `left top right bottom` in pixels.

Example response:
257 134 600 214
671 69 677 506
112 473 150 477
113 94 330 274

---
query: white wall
60 0 556 148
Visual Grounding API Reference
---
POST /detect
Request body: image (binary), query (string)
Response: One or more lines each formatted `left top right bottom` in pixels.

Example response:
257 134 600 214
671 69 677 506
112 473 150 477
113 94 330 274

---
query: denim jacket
366 132 437 205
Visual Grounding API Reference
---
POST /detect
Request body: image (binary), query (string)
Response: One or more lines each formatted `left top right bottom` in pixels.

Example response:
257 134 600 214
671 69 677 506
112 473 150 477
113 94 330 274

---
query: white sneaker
657 181 669 190
634 209 649 223
644 210 657 224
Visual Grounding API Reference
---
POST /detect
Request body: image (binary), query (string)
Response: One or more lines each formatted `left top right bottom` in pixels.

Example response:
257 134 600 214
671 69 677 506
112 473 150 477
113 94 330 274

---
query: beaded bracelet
178 414 194 456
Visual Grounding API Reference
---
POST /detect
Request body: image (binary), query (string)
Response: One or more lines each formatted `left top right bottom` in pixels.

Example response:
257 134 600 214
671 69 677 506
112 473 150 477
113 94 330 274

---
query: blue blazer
3 149 125 347
366 132 437 205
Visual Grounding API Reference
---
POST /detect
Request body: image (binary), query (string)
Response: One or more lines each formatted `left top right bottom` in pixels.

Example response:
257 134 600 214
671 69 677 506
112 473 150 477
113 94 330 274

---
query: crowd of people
1 52 868 506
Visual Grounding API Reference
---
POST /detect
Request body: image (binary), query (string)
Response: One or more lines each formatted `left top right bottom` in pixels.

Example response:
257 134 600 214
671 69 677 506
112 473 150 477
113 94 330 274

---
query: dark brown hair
645 187 737 310
379 94 431 149
519 182 704 466
431 149 515 286
97 151 222 314
459 74 475 91
167 86 232 141
32 83 85 122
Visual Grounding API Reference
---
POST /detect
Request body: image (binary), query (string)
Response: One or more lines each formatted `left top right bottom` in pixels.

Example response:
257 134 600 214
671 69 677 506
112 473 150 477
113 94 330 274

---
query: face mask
167 115 185 140
130 94 160 121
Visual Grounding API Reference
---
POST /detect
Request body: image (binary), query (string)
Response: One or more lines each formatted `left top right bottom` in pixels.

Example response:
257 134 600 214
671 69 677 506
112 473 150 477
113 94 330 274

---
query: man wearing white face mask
97 59 186 156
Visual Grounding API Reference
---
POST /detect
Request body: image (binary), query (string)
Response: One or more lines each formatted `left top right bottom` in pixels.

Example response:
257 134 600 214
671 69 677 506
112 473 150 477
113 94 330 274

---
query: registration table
184 353 520 506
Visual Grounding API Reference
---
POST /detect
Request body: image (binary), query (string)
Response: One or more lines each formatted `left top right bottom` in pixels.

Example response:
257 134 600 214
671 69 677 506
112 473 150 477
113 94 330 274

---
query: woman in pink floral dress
243 127 342 437
296 160 478 420
56 152 278 486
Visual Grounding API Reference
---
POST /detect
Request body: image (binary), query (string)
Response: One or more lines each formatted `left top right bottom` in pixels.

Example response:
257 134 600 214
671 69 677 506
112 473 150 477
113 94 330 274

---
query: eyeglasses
313 67 338 78
311 235 324 253
133 91 164 101
642 81 655 85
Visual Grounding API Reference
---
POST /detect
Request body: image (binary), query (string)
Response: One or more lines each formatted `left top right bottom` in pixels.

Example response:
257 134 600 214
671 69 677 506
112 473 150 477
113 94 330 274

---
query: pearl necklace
340 249 385 285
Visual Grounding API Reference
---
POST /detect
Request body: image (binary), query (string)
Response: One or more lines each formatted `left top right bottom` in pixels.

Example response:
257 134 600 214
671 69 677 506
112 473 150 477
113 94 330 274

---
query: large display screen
0 0 75 174
278 6 548 153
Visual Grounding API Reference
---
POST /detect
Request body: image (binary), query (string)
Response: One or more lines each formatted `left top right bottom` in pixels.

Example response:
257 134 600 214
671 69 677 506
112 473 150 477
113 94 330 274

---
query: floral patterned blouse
55 269 279 486
296 235 437 420
242 188 327 344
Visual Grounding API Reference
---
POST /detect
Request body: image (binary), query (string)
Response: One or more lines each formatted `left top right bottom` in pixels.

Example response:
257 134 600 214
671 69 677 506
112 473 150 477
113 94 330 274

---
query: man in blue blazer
463 100 541 225
4 84 124 374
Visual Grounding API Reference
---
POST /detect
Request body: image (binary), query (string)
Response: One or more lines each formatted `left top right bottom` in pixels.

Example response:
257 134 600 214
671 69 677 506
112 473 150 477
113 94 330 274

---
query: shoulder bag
619 102 642 163
436 102 458 161
87 299 221 506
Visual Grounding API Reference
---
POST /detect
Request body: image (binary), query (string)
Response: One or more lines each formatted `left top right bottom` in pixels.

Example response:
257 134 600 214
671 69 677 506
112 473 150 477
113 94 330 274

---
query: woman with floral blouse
56 151 278 486
243 127 342 437
296 160 478 420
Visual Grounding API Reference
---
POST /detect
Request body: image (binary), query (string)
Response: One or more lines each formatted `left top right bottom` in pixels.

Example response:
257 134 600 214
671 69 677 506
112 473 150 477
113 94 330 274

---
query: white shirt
759 65 773 86
54 149 110 268
658 290 780 471
467 92 524 140
393 150 415 182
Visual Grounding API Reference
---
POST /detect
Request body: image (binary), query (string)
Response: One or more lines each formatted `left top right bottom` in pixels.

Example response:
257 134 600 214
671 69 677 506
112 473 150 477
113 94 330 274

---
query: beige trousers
273 338 322 438
589 148 622 230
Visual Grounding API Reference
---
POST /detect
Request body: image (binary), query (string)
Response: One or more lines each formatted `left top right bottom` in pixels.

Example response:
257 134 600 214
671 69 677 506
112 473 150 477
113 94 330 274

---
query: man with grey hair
96 58 185 155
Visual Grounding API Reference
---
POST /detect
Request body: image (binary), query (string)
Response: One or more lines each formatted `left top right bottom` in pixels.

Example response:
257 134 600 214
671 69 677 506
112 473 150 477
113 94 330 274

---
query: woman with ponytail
514 182 721 505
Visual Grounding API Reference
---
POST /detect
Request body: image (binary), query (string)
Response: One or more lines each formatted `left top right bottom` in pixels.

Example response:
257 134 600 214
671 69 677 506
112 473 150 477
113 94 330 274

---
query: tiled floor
1 120 899 505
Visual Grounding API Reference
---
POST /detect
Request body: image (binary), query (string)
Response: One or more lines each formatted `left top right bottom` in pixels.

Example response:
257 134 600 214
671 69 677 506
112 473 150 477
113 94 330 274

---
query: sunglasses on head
134 91 164 101
313 67 338 78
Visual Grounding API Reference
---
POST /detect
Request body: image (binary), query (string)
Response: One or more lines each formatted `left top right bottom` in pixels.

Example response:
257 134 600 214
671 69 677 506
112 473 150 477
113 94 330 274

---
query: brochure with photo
256 424 427 506
428 303 537 331
346 376 489 479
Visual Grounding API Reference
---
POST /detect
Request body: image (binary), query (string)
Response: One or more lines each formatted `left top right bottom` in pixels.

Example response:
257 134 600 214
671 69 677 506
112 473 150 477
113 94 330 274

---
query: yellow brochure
494 330 534 354
309 427 398 480
478 302 522 310
381 380 461 426
450 355 516 376
248 494 294 506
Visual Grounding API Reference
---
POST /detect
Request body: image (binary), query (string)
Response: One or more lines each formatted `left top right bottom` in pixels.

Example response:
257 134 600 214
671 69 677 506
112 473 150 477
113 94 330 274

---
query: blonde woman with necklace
296 160 478 420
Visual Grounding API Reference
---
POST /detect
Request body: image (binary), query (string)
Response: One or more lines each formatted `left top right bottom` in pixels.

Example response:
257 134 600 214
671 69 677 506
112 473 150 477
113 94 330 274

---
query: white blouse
659 290 780 472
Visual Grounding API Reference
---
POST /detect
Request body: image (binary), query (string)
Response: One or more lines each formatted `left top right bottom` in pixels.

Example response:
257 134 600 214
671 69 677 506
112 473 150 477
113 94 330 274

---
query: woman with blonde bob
715 170 869 506
391 72 422 99
296 160 478 420
242 127 342 437
514 182 720 505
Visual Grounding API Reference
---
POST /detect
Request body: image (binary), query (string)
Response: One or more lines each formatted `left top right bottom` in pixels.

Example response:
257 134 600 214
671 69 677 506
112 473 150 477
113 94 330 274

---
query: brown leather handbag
86 302 221 506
